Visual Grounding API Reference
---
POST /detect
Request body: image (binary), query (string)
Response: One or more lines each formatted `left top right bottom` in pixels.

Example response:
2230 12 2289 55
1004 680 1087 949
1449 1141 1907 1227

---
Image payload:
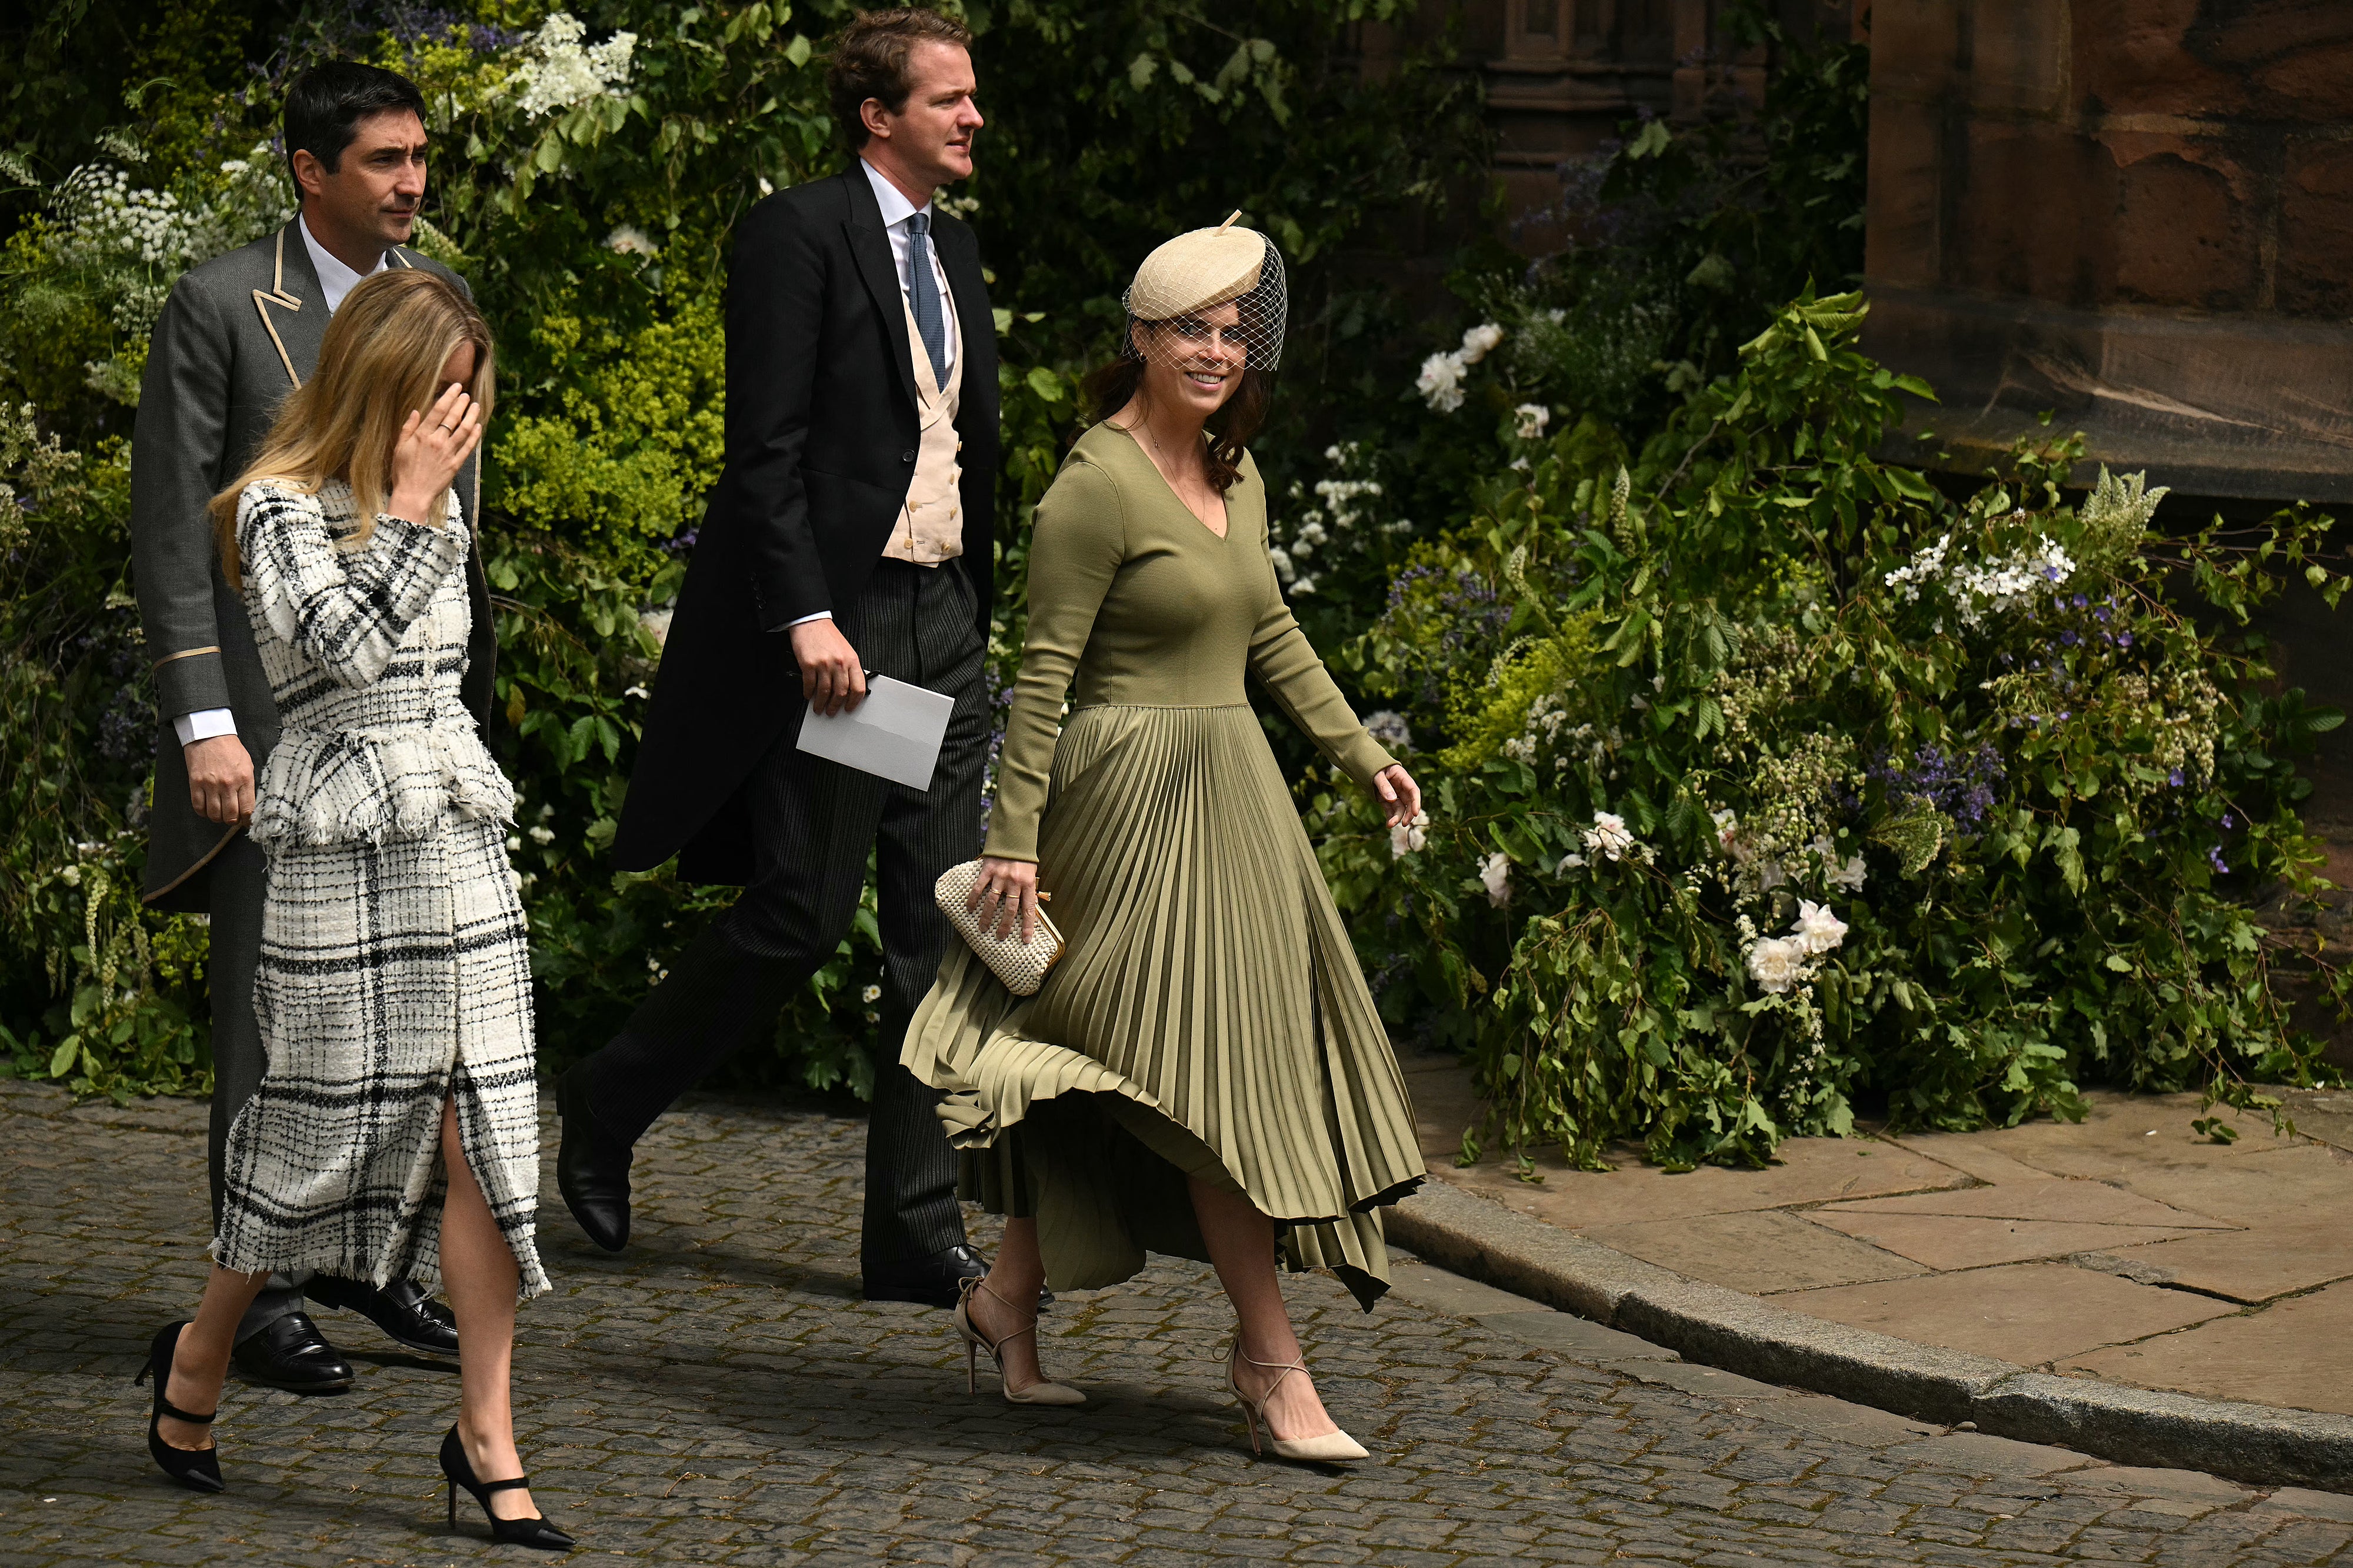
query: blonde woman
136 270 571 1550
904 222 1425 1460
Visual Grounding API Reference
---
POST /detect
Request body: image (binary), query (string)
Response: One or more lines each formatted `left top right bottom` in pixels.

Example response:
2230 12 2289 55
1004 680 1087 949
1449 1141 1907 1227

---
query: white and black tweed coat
214 478 546 1297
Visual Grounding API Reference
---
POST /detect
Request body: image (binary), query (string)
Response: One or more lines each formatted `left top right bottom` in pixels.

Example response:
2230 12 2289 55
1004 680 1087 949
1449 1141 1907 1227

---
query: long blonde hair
210 268 496 587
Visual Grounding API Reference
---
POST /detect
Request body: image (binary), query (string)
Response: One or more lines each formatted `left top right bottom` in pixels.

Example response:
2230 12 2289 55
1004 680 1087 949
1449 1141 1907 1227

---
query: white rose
1416 351 1467 412
1480 852 1512 907
1747 936 1805 993
1581 811 1635 861
1557 852 1587 873
1512 402 1551 441
1828 855 1867 892
1792 900 1848 955
1459 322 1505 363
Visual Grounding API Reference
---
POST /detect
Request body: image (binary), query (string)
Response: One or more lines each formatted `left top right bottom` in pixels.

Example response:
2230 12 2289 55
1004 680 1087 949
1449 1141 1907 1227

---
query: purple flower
2168 769 2184 788
2119 633 2134 648
2209 846 2231 875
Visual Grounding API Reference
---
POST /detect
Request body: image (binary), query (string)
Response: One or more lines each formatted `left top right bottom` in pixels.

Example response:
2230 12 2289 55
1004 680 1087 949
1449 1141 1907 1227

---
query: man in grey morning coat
129 61 490 1392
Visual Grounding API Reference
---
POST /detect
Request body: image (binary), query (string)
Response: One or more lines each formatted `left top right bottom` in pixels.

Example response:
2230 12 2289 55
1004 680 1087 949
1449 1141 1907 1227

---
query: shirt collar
297 213 390 313
859 157 933 229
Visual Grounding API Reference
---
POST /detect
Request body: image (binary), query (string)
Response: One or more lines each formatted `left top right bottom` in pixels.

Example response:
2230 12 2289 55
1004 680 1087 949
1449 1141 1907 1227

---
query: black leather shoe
229 1312 354 1394
862 1244 1054 1310
556 1065 632 1253
306 1275 459 1356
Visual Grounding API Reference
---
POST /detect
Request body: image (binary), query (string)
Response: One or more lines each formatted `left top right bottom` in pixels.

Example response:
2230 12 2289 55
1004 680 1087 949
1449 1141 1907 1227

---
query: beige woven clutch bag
935 860 1065 996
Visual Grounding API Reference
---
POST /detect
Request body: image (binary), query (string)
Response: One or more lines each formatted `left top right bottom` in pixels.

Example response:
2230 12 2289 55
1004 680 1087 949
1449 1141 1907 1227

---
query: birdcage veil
1119 212 1288 376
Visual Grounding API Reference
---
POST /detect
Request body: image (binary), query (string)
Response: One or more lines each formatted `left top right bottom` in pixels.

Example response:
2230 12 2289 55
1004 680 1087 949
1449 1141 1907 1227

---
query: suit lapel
936 219 991 382
842 168 922 415
256 223 330 389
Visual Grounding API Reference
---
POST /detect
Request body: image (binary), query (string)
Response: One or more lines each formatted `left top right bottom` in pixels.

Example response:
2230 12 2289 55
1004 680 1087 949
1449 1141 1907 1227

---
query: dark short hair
283 62 428 187
825 8 974 151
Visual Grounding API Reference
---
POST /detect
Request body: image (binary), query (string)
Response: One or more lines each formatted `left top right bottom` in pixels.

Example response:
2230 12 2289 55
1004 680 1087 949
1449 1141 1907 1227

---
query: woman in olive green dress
903 220 1425 1462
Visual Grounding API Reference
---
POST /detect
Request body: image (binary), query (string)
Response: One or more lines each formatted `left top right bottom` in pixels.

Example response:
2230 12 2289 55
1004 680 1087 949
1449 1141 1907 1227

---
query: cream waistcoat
885 289 964 566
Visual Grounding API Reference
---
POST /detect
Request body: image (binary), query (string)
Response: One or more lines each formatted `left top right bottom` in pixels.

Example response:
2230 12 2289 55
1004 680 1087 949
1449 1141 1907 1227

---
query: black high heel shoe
135 1320 224 1493
438 1425 575 1551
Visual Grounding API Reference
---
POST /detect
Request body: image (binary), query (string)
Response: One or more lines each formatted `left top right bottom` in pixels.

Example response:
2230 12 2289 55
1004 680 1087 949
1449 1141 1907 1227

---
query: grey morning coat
129 219 499 912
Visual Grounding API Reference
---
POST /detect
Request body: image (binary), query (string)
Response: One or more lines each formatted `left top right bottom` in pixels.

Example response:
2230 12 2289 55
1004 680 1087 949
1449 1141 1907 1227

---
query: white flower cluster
1559 810 1649 873
1364 709 1413 753
1389 809 1429 859
40 144 294 393
606 223 656 256
508 12 638 119
1415 322 1505 412
1270 441 1404 598
1745 899 1848 994
1884 525 2078 628
1714 809 1865 895
1499 693 1575 765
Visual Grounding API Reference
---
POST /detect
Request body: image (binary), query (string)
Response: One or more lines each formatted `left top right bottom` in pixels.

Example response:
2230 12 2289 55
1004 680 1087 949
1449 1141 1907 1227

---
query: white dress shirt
298 212 390 313
176 216 392 748
791 162 958 631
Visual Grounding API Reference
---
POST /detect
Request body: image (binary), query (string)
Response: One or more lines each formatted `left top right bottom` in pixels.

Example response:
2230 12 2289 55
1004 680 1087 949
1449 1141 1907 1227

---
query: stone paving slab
9 1079 2353 1563
1409 1052 2353 1423
1773 1263 2237 1366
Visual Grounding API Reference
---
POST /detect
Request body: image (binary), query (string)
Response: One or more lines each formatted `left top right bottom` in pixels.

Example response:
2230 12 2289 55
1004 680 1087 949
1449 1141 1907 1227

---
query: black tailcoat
614 167 998 881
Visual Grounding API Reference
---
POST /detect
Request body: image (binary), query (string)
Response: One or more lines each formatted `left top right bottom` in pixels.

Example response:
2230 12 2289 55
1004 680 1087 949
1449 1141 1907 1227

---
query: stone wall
1862 1 2353 504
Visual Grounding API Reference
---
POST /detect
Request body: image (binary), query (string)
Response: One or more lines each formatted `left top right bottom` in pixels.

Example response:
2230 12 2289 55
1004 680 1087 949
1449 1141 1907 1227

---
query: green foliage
1320 291 2352 1170
0 401 214 1098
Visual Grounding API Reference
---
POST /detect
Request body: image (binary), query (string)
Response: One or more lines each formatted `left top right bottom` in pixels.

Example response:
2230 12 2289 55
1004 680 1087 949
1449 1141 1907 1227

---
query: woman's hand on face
387 380 484 522
969 855 1041 944
1372 763 1422 828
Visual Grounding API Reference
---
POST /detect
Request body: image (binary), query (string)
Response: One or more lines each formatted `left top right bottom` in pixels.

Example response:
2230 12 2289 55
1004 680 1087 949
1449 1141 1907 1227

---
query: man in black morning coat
129 63 478 1389
555 8 1004 1307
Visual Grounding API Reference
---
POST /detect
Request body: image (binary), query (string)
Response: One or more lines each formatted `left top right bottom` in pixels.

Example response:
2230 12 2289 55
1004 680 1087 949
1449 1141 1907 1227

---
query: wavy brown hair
1080 352 1271 493
208 269 494 587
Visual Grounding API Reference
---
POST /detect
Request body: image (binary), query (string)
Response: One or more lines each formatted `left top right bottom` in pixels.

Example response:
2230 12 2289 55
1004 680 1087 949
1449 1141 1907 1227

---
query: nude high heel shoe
1228 1343 1368 1463
954 1276 1085 1406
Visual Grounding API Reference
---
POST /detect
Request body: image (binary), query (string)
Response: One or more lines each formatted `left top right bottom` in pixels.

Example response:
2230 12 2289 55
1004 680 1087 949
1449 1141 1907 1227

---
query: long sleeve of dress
982 458 1127 863
1247 543 1395 790
237 483 468 692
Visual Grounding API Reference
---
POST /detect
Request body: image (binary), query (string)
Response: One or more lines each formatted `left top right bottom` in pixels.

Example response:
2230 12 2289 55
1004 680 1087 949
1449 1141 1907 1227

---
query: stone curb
1388 1177 2353 1493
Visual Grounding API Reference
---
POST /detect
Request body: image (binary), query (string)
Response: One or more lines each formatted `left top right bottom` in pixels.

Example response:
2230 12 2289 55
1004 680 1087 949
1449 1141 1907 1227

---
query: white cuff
788 611 834 626
175 708 238 748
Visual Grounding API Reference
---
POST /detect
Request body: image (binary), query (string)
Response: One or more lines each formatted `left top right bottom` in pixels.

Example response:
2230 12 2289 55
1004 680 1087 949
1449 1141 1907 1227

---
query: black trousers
581 559 991 1266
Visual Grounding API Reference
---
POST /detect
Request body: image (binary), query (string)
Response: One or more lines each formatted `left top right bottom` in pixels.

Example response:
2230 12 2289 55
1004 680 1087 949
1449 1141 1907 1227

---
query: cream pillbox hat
1120 211 1289 371
1126 211 1266 320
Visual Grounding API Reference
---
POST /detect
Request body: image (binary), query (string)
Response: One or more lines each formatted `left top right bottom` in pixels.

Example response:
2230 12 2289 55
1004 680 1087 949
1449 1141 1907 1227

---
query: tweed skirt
214 815 547 1297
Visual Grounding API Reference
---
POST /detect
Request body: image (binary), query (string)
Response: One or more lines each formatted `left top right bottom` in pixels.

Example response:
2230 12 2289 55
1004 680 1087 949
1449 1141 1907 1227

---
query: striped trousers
582 559 989 1265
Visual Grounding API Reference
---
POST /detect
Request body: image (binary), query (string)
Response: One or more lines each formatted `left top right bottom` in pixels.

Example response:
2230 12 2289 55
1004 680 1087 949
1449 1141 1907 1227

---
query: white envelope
795 675 954 790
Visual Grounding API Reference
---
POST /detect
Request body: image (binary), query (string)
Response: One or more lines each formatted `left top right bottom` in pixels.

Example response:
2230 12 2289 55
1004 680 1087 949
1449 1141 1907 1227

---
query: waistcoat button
902 450 916 463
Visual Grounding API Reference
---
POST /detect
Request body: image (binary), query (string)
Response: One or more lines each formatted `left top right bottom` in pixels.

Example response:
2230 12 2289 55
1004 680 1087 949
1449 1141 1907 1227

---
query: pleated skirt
214 815 548 1298
902 703 1424 1309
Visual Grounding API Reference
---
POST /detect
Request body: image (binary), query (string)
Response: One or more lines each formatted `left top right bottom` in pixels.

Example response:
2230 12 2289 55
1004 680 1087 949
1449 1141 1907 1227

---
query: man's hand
186 734 255 826
790 617 867 716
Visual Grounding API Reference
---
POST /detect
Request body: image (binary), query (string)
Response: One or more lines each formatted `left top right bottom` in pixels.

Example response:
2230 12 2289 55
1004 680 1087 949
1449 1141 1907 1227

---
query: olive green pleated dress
902 422 1424 1310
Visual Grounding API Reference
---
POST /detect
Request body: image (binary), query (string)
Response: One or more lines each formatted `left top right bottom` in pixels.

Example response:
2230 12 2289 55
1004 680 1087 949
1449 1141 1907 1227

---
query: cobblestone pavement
5 1080 2353 1566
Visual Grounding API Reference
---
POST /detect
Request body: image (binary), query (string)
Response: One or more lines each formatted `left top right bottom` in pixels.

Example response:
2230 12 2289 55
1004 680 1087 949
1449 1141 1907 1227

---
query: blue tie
905 212 949 388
